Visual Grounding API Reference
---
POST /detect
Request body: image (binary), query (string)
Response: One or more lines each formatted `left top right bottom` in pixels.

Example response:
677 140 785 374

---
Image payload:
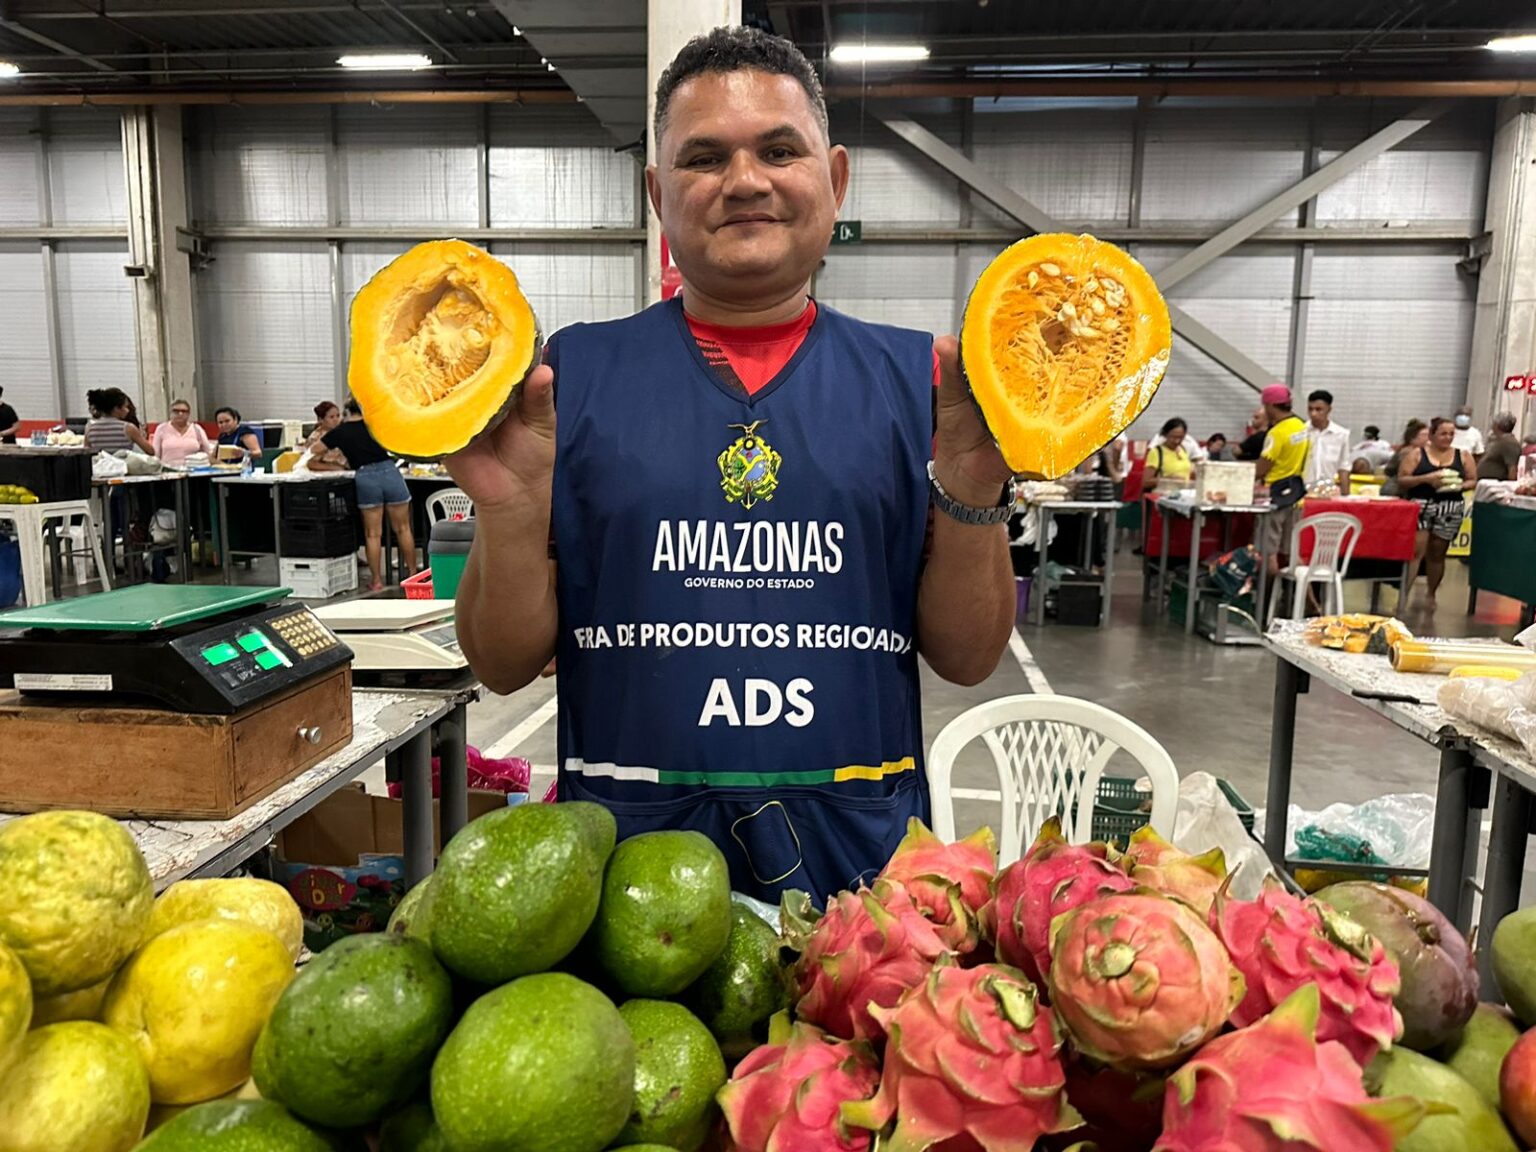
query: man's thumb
518 364 556 435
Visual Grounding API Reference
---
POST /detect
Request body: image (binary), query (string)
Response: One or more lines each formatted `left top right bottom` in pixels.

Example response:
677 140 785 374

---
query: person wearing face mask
1449 405 1484 458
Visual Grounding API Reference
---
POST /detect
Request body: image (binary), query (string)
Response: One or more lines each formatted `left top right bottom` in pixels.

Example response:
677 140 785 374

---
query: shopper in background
214 406 264 462
313 398 416 592
1450 404 1484 458
1254 384 1309 578
1304 389 1352 491
1235 407 1269 461
0 388 17 444
1205 432 1232 461
1351 424 1394 473
83 388 152 454
1399 416 1475 609
152 399 212 466
1478 413 1522 482
303 400 347 469
1381 419 1429 498
1143 418 1195 488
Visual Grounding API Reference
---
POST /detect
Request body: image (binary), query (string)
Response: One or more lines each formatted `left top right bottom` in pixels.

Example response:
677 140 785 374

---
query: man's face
1307 399 1331 428
648 69 849 309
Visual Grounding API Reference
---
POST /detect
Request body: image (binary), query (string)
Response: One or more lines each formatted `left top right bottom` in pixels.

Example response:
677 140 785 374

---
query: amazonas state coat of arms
718 421 782 509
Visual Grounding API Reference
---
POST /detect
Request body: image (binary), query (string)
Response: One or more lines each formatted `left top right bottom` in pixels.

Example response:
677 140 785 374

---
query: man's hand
932 335 1013 507
444 363 556 512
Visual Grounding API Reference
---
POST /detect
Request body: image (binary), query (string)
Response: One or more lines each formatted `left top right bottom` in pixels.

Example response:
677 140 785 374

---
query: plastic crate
1088 774 1254 846
279 555 358 600
279 517 357 558
280 480 357 520
402 569 435 599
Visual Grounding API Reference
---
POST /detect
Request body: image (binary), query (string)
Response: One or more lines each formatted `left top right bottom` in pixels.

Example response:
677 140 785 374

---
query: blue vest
549 299 933 903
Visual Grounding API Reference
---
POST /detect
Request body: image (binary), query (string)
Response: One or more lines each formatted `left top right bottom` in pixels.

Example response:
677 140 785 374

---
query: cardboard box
275 783 511 951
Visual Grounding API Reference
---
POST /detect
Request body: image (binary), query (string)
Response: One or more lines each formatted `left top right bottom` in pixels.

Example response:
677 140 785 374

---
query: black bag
1269 474 1306 509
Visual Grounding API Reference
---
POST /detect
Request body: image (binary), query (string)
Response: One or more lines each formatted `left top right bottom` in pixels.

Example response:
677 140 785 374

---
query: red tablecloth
1141 499 1256 560
1297 497 1418 563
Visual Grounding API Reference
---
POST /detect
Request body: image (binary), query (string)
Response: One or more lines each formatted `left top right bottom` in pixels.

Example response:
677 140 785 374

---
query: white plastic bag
1169 772 1274 899
91 452 126 479
149 508 176 546
1259 793 1436 872
1438 674 1536 759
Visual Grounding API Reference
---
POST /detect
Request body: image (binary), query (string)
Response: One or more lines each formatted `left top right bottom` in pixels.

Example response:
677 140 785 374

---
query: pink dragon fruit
877 818 996 954
1154 984 1427 1152
719 1018 881 1152
1120 826 1227 916
1208 877 1401 1067
794 880 950 1043
1046 892 1243 1071
844 961 1082 1152
986 817 1137 983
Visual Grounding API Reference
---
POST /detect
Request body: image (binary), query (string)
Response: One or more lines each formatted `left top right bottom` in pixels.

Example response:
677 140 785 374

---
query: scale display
0 587 352 714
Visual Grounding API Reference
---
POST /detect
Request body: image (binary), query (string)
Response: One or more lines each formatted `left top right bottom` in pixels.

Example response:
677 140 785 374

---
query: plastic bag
1258 793 1435 875
1169 772 1273 899
1438 674 1536 759
124 452 162 476
92 452 127 479
149 508 176 546
386 746 532 799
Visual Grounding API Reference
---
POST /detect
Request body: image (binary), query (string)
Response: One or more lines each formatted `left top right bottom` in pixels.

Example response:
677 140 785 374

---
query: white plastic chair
927 694 1179 864
425 487 474 524
1266 511 1362 625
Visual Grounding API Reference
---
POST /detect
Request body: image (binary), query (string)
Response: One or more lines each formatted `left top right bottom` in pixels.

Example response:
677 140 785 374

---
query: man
1478 413 1522 481
0 387 17 444
447 27 1015 902
1235 408 1268 461
1450 404 1485 457
1303 389 1351 491
1205 433 1231 462
1254 384 1309 577
1351 425 1393 471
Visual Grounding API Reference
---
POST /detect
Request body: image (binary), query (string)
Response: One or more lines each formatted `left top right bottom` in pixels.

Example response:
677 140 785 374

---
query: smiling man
447 26 1015 902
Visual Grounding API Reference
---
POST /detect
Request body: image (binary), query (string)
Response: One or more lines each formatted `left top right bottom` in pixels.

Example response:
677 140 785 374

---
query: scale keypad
270 610 341 661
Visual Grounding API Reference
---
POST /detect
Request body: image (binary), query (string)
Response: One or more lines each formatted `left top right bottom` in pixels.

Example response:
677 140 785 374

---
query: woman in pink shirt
152 399 212 466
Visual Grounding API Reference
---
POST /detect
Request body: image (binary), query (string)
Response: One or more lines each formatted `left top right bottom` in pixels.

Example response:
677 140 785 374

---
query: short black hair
1364 424 1380 439
1308 390 1333 406
344 397 362 417
215 406 240 421
654 26 827 143
1159 417 1187 436
1207 432 1227 444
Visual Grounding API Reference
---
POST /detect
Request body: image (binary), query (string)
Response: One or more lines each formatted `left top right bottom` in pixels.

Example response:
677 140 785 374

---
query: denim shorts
354 460 410 508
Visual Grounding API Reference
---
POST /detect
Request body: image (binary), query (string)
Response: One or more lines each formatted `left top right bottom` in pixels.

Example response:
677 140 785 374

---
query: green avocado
616 1000 726 1151
431 972 635 1152
681 903 790 1058
1368 1046 1519 1152
1492 907 1536 1027
593 831 733 998
379 1098 448 1152
135 1100 340 1151
431 802 616 985
252 934 453 1129
387 876 437 941
1435 1003 1521 1110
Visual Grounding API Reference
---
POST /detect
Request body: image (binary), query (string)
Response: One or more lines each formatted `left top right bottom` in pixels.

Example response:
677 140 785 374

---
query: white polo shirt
1306 420 1352 486
1451 425 1485 455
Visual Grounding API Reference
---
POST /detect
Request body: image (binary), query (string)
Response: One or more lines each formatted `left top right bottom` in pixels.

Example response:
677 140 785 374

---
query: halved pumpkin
961 233 1170 480
348 239 540 460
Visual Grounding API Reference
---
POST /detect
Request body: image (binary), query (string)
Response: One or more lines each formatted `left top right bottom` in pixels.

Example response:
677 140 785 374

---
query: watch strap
927 461 1016 525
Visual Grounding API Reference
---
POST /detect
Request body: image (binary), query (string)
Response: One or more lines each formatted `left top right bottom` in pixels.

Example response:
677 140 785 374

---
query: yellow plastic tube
1391 640 1536 676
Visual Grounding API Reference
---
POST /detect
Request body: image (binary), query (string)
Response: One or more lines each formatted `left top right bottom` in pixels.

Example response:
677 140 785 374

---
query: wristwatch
927 461 1017 526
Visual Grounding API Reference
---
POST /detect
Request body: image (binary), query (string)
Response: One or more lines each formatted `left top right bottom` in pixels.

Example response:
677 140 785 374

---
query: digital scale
0 585 353 715
310 599 468 687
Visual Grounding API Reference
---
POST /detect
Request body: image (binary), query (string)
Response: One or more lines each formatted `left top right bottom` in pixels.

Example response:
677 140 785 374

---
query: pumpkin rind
961 232 1170 480
348 239 541 461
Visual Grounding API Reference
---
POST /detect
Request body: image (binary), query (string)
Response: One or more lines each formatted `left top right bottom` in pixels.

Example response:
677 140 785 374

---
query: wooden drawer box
0 667 353 819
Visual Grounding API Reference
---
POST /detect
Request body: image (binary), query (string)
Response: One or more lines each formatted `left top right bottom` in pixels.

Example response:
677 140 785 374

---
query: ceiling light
829 43 930 64
337 52 432 71
1487 34 1536 52
512 25 522 35
0 62 19 79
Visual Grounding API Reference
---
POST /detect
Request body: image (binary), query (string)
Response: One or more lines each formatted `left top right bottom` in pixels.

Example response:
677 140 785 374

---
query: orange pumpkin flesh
961 233 1170 480
348 239 541 461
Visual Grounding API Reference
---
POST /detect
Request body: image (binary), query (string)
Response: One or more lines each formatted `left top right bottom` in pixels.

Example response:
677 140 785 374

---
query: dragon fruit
718 1018 881 1152
1047 892 1243 1070
877 818 996 954
844 961 1082 1152
986 817 1137 984
1120 826 1227 916
1154 984 1427 1152
1209 877 1401 1067
794 880 950 1043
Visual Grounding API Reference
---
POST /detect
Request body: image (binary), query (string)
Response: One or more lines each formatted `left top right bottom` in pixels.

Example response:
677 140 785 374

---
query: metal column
439 702 470 845
1479 773 1535 996
1426 741 1476 922
400 730 435 887
1263 659 1307 866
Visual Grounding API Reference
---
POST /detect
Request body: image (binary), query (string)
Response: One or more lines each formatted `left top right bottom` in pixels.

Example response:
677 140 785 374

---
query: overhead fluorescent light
829 43 930 64
337 52 432 71
1487 34 1536 53
0 62 20 79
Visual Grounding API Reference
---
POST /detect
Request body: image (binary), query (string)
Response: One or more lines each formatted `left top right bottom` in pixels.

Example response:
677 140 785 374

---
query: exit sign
831 220 862 245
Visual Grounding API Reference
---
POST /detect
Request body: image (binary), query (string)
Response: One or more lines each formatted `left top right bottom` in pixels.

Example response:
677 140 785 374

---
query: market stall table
1155 495 1273 636
1024 497 1122 628
93 473 192 586
214 471 355 586
1297 495 1417 610
1468 499 1536 625
1263 621 1536 991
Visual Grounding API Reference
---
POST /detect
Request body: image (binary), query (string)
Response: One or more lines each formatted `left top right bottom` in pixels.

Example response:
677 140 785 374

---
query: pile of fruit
12 802 1536 1151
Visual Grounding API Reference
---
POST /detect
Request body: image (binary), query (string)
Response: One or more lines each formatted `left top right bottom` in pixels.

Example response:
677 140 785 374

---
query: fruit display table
1263 621 1536 991
1154 495 1273 635
1469 501 1536 622
212 471 358 586
1022 497 1122 628
0 684 475 890
93 473 193 586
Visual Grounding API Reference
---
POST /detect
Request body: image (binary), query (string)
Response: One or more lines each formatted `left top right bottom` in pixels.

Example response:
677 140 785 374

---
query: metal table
214 472 355 585
1025 498 1122 628
1264 622 1536 992
1155 495 1273 636
93 473 192 586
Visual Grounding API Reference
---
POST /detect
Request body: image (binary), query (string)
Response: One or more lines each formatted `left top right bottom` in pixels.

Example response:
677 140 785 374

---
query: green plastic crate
1088 774 1254 846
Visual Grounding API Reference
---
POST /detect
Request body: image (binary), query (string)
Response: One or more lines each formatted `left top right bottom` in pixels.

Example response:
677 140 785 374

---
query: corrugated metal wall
0 97 1494 436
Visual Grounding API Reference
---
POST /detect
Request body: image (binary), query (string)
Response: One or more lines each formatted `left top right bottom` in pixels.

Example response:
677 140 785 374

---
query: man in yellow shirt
1254 383 1310 577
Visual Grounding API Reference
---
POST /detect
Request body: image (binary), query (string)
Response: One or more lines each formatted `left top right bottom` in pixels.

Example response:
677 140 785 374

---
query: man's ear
828 144 850 211
645 164 664 223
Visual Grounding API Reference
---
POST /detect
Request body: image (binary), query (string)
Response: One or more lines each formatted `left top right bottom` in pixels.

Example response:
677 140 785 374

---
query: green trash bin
428 517 473 601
